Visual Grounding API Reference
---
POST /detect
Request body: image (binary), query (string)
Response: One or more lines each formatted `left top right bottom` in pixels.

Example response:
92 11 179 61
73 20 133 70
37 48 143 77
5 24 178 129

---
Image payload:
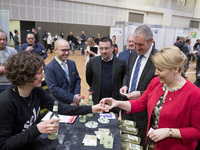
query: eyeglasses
57 49 70 52
99 47 111 51
27 38 34 40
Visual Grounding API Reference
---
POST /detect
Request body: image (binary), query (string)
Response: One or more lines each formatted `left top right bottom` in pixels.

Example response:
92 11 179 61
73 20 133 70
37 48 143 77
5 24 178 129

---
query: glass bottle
79 96 86 123
121 134 141 145
87 92 94 117
48 101 59 140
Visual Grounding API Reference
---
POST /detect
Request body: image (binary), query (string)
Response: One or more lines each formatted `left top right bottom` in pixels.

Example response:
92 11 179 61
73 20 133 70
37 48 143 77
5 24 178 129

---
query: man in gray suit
120 25 157 149
86 37 126 114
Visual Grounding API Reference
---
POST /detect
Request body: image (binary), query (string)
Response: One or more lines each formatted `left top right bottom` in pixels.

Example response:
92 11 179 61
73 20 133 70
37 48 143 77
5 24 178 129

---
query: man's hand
73 94 81 105
120 86 128 97
127 91 141 100
37 118 60 134
26 46 33 52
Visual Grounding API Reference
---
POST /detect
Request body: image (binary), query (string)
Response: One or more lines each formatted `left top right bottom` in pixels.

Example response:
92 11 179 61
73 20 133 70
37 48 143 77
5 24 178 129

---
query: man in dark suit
44 39 81 105
120 25 157 149
86 37 126 114
118 34 135 65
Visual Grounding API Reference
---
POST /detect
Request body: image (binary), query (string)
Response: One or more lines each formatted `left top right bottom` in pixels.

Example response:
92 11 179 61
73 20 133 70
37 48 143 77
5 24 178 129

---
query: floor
44 49 197 103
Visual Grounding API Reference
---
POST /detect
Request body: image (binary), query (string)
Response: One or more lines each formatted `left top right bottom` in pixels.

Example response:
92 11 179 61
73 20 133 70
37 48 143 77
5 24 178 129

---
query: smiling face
99 41 113 61
31 67 45 87
55 39 70 62
0 31 7 50
127 35 134 50
133 34 153 55
155 65 176 85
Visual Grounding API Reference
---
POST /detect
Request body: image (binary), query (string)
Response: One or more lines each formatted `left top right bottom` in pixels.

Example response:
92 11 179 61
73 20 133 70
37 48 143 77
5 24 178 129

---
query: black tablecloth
28 113 121 150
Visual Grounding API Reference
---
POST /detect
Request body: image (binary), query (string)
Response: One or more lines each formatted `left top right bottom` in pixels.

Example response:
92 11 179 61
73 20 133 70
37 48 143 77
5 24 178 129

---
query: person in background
46 32 53 53
0 51 105 150
120 25 157 149
13 29 20 52
0 30 17 93
186 39 191 62
101 46 200 150
42 31 48 49
112 35 118 56
67 31 75 55
80 31 87 55
95 33 100 45
20 33 47 60
118 34 135 65
173 36 180 45
32 28 39 43
85 37 100 65
10 31 14 43
44 39 81 105
86 37 126 114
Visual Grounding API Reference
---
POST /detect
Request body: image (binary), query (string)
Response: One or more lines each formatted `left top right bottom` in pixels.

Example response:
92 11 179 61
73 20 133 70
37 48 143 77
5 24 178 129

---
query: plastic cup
64 141 71 150
58 134 65 144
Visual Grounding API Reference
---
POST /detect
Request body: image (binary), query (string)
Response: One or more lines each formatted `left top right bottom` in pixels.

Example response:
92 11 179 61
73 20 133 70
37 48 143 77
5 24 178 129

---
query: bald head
55 38 69 49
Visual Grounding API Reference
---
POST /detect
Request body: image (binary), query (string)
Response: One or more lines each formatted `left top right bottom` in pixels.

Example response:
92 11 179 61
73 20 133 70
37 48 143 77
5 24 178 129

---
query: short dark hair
99 37 112 47
4 51 44 86
14 30 18 34
186 39 191 43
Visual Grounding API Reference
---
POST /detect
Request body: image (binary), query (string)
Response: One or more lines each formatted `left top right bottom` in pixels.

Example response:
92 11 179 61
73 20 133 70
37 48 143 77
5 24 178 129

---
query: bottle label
126 126 136 132
129 143 140 150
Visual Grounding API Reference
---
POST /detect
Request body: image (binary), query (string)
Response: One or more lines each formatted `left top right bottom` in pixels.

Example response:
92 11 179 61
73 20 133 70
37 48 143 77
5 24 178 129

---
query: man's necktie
130 55 143 92
62 61 70 82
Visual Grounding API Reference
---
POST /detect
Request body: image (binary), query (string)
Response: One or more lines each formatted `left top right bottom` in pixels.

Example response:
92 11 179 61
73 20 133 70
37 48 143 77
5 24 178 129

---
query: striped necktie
130 55 143 92
62 61 70 82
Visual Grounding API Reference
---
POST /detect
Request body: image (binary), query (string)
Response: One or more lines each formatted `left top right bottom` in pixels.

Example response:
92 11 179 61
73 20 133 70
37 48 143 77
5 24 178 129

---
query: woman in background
85 37 100 65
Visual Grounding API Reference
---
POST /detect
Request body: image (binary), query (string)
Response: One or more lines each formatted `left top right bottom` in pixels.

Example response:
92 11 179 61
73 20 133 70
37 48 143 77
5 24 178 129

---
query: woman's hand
87 50 95 56
100 98 118 110
37 118 60 134
147 128 169 143
92 104 107 113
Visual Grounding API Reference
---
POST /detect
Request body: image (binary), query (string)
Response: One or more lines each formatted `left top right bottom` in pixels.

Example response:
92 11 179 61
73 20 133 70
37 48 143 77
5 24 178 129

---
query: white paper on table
42 111 77 123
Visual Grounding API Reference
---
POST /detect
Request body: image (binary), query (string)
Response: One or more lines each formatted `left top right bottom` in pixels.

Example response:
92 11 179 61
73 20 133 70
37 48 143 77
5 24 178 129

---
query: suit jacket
122 47 157 130
118 49 131 65
86 56 126 105
44 58 81 104
129 77 200 150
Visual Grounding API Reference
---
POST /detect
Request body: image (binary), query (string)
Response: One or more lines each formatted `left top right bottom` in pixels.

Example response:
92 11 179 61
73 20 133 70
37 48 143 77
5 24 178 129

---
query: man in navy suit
120 25 157 149
118 34 135 65
44 39 81 105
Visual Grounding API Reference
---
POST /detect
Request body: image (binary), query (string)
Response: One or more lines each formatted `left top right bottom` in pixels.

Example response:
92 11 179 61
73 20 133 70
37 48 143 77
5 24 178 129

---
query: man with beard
86 37 126 114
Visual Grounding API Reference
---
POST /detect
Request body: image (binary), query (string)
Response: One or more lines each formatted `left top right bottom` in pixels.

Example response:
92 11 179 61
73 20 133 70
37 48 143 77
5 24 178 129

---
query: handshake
91 98 119 113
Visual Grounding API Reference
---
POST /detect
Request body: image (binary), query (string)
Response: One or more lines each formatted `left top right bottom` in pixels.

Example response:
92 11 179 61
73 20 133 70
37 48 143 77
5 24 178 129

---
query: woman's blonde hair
87 38 96 46
152 46 187 73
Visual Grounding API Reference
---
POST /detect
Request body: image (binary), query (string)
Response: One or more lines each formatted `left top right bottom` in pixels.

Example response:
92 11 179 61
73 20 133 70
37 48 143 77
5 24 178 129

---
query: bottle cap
89 92 92 94
81 96 85 98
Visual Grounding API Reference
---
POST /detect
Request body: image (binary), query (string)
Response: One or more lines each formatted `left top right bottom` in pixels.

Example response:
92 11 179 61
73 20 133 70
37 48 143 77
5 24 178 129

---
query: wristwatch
169 128 173 137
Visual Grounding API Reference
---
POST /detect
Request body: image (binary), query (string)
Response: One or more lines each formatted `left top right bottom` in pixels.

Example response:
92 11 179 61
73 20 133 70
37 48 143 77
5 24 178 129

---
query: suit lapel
129 50 138 77
53 58 69 84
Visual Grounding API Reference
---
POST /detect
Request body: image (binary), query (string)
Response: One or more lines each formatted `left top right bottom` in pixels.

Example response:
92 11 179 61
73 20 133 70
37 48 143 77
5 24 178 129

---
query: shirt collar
101 55 114 62
142 44 153 58
55 57 67 66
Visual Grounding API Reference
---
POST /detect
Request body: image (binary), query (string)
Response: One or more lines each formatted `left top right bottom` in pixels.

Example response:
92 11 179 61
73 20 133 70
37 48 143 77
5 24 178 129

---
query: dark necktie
130 55 143 92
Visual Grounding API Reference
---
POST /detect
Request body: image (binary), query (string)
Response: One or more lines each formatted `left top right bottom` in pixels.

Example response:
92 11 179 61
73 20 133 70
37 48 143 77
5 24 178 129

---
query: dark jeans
81 41 85 55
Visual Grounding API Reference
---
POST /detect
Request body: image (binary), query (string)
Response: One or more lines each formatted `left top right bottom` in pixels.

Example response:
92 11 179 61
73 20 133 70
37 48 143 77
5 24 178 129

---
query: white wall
1 0 200 28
